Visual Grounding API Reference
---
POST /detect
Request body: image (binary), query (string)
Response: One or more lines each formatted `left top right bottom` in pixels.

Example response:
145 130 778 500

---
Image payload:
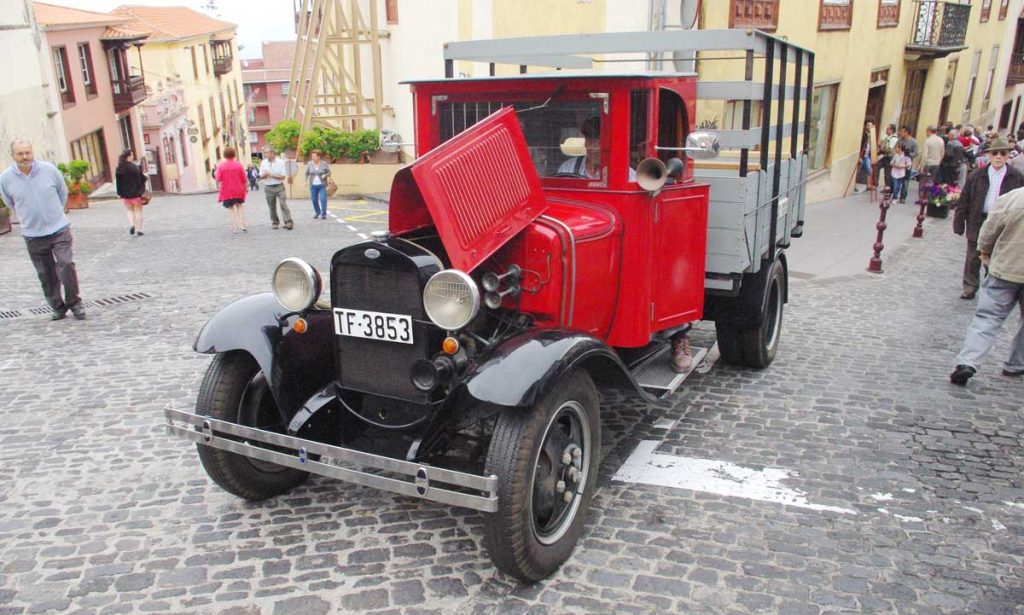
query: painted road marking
358 233 369 240
613 440 857 515
347 225 358 232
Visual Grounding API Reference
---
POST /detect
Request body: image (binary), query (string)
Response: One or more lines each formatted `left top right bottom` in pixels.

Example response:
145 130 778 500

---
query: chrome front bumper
164 406 499 512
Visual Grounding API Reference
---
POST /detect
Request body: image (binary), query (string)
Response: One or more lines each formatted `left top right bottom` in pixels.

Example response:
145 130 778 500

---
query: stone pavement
0 189 1022 615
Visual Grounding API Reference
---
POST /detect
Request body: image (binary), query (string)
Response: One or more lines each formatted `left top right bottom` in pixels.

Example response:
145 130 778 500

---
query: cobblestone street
1 192 1022 614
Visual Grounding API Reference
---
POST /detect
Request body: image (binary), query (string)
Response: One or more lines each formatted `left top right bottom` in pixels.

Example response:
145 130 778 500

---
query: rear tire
195 352 309 501
739 258 785 368
482 370 600 582
714 321 745 365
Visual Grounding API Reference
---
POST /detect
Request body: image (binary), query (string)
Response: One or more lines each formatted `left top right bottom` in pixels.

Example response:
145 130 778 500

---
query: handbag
325 176 338 197
139 191 152 205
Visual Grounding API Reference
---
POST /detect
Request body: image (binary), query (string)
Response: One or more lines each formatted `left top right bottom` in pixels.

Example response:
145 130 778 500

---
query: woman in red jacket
215 147 249 233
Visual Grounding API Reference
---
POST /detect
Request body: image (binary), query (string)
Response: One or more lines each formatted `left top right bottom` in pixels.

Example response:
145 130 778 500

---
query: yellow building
112 5 248 193
336 0 1020 202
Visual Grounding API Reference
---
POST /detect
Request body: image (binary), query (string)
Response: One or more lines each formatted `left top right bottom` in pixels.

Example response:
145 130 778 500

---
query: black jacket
115 163 147 199
955 164 1024 241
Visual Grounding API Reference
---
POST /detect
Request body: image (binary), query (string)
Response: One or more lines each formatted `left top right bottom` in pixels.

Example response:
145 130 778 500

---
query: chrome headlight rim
423 269 480 331
272 257 322 312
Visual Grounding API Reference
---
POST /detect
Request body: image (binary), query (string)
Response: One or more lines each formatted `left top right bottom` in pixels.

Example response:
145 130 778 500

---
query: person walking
949 186 1024 385
875 124 897 191
940 127 966 186
897 125 919 203
246 164 259 191
922 125 944 189
115 150 148 237
0 139 85 320
889 142 911 203
954 138 1024 299
259 147 293 230
216 147 248 234
305 149 331 220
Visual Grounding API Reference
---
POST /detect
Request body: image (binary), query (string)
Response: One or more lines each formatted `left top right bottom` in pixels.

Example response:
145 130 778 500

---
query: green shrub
297 127 380 162
266 120 301 154
57 160 92 194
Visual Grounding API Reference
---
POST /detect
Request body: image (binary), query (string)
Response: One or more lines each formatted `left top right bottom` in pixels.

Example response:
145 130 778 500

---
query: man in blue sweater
0 139 86 320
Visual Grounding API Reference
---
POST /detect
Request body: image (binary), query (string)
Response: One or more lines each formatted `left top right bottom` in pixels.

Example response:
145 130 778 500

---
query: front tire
483 370 600 582
195 352 309 501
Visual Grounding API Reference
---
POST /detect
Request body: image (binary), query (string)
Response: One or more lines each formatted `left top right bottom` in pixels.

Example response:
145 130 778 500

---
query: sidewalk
786 186 948 282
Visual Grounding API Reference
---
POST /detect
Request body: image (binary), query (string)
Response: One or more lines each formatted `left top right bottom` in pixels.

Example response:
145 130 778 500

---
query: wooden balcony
1009 52 1024 87
112 75 147 112
906 0 970 60
213 55 233 76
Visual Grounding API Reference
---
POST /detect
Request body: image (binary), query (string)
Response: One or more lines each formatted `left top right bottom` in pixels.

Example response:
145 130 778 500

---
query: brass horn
636 157 669 192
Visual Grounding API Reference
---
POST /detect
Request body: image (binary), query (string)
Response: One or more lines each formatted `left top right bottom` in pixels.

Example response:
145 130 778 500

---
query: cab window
657 89 688 164
438 97 607 180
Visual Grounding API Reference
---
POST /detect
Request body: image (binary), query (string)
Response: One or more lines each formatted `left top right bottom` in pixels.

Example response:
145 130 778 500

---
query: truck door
651 88 708 328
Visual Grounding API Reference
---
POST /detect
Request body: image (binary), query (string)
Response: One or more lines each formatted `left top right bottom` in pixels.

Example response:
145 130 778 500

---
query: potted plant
57 160 92 210
926 182 959 218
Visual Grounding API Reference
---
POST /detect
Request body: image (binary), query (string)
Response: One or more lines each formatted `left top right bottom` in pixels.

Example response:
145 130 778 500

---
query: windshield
438 98 606 180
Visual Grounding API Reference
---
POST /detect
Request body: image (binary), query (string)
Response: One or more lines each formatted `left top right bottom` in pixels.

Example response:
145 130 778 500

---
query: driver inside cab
558 117 603 179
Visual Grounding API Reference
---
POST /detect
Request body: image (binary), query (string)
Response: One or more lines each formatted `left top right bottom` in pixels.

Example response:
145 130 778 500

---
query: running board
631 345 709 399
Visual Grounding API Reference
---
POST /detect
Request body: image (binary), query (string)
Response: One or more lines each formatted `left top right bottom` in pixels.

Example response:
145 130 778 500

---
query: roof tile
111 5 237 42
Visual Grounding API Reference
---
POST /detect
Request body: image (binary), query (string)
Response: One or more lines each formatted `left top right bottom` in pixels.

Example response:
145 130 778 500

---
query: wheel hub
531 401 591 545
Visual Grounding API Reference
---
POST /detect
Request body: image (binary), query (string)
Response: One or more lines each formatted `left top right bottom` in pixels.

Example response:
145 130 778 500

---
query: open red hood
388 106 547 273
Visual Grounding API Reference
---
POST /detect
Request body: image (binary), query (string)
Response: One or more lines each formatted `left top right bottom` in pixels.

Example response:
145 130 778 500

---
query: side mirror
683 132 721 159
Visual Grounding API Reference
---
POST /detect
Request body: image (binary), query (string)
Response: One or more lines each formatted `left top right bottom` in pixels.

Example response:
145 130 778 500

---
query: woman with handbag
115 150 149 236
305 150 331 220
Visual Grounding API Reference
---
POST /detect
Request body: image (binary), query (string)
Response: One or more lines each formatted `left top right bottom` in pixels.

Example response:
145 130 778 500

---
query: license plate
333 308 414 344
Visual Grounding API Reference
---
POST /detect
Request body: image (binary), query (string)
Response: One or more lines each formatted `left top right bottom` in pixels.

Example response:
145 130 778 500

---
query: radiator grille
332 262 430 402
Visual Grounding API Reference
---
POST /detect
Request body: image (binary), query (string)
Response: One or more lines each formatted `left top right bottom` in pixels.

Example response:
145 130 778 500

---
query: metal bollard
867 186 891 274
912 171 931 239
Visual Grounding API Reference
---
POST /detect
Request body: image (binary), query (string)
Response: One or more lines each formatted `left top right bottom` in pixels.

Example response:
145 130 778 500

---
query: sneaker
950 365 976 386
129 226 135 235
670 336 693 373
70 303 86 320
50 309 67 321
1003 368 1024 377
284 221 293 230
272 223 280 230
136 231 144 236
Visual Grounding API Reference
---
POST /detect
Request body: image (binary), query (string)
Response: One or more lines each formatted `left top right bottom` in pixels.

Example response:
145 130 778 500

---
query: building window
118 115 136 153
281 81 290 96
198 103 207 141
209 95 218 132
724 100 763 130
980 0 991 22
808 83 838 170
386 0 398 24
729 0 779 30
179 128 189 167
68 129 108 184
999 0 1009 20
53 46 75 106
877 0 899 28
983 45 999 108
964 50 982 120
189 46 198 80
77 43 98 97
819 0 853 31
248 131 258 144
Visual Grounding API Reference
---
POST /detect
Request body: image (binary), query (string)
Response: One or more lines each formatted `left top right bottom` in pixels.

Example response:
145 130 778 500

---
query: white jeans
955 274 1024 372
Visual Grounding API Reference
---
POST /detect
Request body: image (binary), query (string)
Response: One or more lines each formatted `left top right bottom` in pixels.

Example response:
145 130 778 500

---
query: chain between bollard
867 186 891 274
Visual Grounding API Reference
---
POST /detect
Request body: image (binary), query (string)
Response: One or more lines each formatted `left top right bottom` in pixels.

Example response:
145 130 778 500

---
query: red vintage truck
166 30 813 581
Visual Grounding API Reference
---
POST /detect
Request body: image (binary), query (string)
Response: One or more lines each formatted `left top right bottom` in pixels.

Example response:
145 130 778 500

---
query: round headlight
423 269 480 331
272 258 321 312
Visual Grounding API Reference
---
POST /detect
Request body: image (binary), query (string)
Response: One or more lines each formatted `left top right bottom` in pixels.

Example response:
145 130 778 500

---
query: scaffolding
285 0 385 134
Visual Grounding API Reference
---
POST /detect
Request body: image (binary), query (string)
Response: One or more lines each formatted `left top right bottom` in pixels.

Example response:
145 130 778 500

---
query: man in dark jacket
954 138 1024 299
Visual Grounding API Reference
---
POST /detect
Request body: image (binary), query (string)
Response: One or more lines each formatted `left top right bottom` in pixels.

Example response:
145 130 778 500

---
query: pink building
34 3 148 188
241 41 295 155
138 85 190 192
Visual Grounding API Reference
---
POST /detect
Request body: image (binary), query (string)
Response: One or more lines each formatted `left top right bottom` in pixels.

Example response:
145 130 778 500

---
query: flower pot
66 193 89 210
926 203 949 218
0 207 11 235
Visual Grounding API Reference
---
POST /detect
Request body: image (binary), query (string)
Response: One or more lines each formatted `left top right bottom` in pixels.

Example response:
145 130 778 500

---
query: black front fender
194 293 335 417
461 328 642 408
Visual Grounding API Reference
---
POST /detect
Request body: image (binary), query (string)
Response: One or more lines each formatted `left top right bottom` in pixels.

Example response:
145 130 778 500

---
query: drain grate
0 292 153 320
